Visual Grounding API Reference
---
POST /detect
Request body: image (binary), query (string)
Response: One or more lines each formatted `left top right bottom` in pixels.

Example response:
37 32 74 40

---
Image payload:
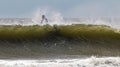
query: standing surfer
41 15 48 23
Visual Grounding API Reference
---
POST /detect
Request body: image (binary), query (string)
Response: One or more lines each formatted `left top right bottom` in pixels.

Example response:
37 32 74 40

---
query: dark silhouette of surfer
41 15 48 23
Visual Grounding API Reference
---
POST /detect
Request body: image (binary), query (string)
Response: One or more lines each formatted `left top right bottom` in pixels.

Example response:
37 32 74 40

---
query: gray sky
0 0 120 18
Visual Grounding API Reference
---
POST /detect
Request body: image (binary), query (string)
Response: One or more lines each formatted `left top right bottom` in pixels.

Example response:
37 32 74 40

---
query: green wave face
0 25 54 40
0 24 119 40
0 24 120 58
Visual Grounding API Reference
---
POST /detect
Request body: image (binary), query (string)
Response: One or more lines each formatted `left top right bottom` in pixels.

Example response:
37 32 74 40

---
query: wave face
0 25 119 58
0 57 120 67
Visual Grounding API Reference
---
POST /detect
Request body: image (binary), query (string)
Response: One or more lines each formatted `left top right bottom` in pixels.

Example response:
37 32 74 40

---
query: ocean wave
0 24 119 57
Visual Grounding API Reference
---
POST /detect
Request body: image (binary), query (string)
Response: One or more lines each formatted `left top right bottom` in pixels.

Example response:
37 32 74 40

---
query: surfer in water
41 15 48 23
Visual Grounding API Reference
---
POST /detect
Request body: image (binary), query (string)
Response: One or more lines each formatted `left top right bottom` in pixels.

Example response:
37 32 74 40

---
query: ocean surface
0 18 120 67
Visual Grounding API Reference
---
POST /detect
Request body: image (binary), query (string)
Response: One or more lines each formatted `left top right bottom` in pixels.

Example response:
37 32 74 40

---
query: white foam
0 56 120 67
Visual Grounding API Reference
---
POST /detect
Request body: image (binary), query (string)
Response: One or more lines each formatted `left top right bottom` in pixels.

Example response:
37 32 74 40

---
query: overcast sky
0 0 120 18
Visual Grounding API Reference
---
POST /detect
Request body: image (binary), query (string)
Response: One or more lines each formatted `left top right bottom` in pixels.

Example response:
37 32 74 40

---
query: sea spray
31 9 65 26
0 17 120 29
0 8 120 29
32 9 47 25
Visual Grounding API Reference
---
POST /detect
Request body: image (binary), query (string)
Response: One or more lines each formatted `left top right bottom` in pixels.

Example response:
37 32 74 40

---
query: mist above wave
0 9 120 29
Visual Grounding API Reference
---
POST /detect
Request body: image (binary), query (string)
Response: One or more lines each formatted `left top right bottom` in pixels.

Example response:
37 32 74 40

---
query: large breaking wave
0 10 120 67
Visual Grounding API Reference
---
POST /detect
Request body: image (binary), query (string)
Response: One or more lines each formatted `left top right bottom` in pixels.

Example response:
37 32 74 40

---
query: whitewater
0 57 119 67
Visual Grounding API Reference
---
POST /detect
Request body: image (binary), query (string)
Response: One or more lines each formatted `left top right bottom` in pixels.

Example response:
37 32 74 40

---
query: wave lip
0 18 120 29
